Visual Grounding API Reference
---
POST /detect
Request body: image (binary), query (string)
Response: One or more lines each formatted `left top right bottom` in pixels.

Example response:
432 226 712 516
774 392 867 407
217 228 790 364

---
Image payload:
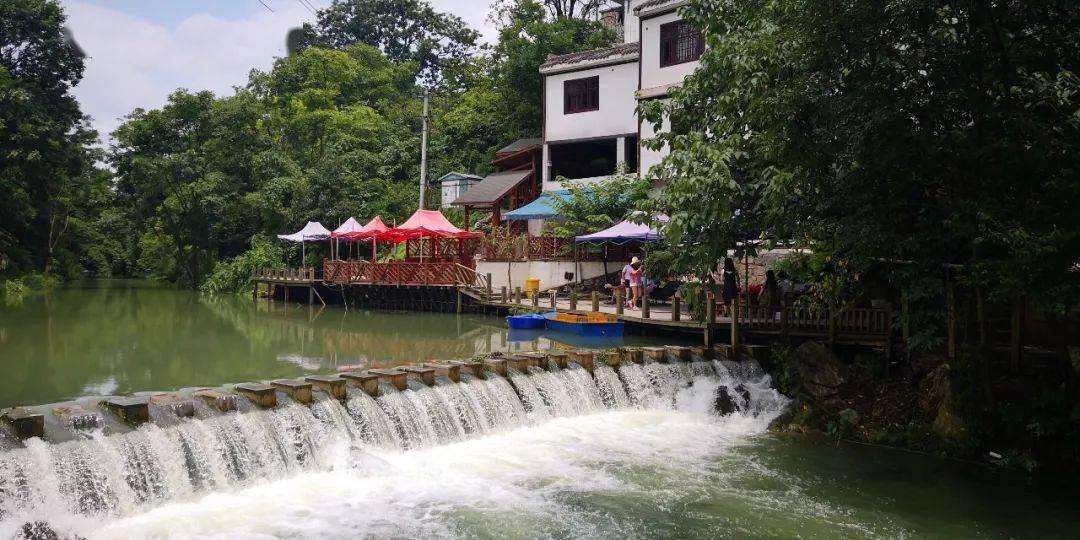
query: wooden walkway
252 264 893 349
467 288 893 348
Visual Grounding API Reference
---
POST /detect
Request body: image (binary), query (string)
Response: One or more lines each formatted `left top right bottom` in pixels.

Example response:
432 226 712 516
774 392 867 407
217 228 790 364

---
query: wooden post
642 292 650 318
501 286 508 304
308 285 314 306
828 304 837 344
780 297 789 336
672 292 681 322
884 301 894 377
705 291 715 347
570 289 578 310
486 273 492 298
514 286 522 304
901 290 911 358
946 277 957 361
591 291 599 312
456 287 463 313
1010 293 1024 374
550 289 556 309
532 289 539 308
616 289 624 316
730 297 740 353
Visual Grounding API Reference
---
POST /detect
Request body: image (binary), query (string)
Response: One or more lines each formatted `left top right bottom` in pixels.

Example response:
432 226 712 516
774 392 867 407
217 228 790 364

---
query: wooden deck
253 263 892 349
468 288 892 348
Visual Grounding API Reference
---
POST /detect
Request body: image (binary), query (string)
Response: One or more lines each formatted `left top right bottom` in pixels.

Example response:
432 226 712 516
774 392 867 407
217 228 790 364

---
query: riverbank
769 341 1080 475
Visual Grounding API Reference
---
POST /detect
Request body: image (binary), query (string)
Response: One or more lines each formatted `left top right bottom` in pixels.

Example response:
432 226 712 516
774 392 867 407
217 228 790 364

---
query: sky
60 0 496 144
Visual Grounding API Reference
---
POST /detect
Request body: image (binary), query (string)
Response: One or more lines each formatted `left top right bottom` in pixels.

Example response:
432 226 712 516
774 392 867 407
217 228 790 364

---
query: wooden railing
738 304 891 336
322 260 487 288
481 235 632 262
254 267 316 282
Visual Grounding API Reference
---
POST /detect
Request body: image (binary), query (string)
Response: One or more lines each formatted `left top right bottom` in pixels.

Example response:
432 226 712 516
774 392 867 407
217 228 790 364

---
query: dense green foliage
0 0 125 280
551 165 651 238
1 0 615 292
645 0 1080 325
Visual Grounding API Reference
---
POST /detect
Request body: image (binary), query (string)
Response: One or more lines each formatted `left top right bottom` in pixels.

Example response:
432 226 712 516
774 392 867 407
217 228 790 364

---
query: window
563 76 599 114
659 20 704 67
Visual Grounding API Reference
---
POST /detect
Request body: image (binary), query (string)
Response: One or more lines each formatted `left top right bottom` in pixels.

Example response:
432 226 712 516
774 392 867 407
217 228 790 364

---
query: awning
450 170 531 207
277 221 331 242
378 209 481 242
338 216 390 240
575 219 663 245
503 190 571 221
330 217 363 238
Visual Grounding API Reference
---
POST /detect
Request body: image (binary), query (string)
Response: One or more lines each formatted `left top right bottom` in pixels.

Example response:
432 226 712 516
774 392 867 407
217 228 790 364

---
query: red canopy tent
337 216 390 240
377 209 479 242
336 216 392 262
371 209 480 264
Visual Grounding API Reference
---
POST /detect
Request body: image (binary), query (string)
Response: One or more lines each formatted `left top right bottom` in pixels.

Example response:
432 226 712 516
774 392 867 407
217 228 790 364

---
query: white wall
640 11 700 91
542 173 613 193
639 98 670 178
477 260 615 293
623 0 646 43
544 61 639 143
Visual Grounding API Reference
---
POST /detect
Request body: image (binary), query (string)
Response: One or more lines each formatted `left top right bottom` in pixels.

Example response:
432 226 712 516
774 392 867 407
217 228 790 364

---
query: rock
20 521 58 540
918 364 967 441
713 384 751 415
789 342 845 402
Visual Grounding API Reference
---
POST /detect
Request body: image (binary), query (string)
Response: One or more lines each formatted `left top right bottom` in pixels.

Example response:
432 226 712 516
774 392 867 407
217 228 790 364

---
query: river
0 281 1076 539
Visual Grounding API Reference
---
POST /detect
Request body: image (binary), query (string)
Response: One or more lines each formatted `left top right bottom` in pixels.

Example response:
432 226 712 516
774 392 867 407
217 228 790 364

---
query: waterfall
0 355 787 534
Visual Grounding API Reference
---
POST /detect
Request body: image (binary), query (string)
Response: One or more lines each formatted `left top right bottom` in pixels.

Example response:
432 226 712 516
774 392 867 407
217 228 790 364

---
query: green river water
0 280 1076 539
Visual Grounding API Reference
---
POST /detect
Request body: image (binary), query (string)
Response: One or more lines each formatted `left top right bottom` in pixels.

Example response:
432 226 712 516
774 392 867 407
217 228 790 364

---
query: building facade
540 0 703 189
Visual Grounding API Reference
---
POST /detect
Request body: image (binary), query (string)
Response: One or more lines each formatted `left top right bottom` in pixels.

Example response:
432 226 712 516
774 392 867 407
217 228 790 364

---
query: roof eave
539 54 639 76
634 0 689 19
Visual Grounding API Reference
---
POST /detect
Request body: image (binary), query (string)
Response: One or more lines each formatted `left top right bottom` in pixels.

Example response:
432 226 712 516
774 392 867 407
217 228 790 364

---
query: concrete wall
639 98 670 178
476 260 616 292
640 11 701 91
624 0 647 43
544 62 639 143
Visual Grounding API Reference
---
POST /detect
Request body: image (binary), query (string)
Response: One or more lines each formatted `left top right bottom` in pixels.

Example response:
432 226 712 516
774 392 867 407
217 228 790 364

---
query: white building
435 172 482 209
539 0 704 188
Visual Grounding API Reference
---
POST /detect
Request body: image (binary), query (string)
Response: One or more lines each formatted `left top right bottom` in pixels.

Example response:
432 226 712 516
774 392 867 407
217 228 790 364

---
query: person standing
760 269 780 313
721 257 740 307
628 257 644 308
620 258 635 308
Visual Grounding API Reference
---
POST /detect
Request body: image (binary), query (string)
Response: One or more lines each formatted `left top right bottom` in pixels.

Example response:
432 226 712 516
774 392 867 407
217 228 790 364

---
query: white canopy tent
277 221 331 264
331 217 363 260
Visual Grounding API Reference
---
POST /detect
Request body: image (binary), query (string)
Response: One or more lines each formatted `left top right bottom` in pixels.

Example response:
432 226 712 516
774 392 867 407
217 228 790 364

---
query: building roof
634 0 688 17
451 170 532 207
539 42 639 75
496 138 542 155
434 171 482 185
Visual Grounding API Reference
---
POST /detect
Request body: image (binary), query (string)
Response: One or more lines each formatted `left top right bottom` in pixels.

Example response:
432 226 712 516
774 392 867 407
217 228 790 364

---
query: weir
0 345 788 528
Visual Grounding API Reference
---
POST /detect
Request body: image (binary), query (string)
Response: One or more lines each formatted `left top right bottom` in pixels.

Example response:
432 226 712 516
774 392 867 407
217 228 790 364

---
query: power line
297 0 316 16
301 0 319 15
256 0 275 13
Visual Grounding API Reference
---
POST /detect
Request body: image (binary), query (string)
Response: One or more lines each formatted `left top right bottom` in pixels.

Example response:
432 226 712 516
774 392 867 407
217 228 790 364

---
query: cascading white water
0 358 787 538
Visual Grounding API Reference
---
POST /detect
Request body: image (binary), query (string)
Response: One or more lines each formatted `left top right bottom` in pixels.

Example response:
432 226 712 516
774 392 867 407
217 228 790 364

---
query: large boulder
713 384 751 415
788 342 845 403
918 364 966 441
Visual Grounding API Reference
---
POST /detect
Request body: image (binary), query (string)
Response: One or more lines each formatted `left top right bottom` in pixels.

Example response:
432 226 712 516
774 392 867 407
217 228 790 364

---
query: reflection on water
0 280 669 407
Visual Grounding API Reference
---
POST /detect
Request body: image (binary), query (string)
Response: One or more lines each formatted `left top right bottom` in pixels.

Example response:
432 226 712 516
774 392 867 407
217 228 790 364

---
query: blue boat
543 311 624 337
506 313 546 330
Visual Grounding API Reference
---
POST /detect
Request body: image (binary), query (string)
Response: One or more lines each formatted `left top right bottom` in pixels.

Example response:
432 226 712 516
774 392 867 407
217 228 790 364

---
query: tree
552 165 650 238
0 0 99 277
304 0 480 86
492 0 618 134
646 0 1080 323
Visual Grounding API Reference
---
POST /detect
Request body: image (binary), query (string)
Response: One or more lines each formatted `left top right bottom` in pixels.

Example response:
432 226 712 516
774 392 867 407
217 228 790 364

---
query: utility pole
418 89 430 210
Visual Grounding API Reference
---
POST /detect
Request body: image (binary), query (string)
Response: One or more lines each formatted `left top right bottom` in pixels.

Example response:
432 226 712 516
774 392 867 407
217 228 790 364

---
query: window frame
563 75 600 115
659 20 704 68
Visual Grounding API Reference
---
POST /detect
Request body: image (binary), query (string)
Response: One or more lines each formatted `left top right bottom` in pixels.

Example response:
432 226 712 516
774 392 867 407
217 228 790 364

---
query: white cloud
62 0 496 146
